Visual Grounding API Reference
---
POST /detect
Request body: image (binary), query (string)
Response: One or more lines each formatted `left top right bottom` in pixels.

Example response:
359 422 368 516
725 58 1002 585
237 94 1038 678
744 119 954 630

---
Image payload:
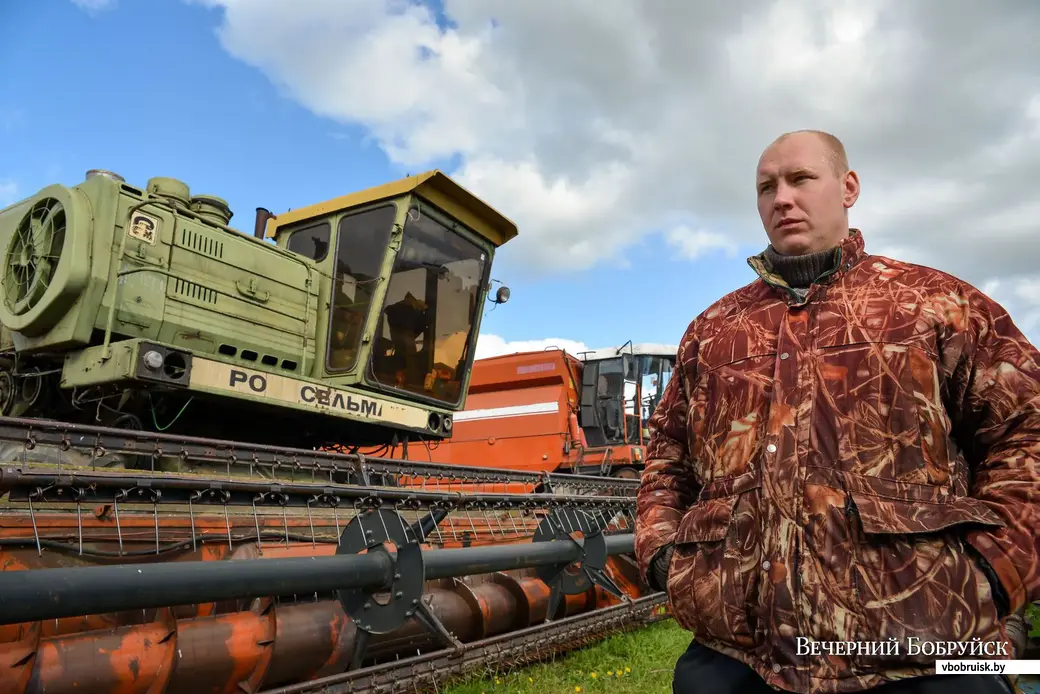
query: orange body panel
430 349 644 476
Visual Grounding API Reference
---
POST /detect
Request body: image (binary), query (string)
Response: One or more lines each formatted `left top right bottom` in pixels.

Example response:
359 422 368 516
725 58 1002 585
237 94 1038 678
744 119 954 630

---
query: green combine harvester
0 168 515 449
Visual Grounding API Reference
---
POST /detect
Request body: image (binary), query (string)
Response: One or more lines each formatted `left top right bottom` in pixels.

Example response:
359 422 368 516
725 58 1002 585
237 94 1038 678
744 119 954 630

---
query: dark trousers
673 640 1016 694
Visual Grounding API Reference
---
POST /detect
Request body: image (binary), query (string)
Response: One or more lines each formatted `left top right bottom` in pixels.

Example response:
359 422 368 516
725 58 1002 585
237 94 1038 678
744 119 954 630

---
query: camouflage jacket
635 229 1040 692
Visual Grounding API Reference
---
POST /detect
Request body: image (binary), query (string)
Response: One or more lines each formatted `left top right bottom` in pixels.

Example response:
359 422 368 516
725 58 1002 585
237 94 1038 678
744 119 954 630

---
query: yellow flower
575 687 582 692
625 667 631 673
590 673 597 679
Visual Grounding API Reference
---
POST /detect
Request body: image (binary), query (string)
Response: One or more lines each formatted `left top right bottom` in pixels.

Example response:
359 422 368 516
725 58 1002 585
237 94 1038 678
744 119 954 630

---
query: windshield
369 201 489 405
640 355 675 420
326 204 396 373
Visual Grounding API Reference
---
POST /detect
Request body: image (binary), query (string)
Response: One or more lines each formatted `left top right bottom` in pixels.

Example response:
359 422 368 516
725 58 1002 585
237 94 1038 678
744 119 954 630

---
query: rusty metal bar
0 466 632 510
0 415 638 495
0 533 635 624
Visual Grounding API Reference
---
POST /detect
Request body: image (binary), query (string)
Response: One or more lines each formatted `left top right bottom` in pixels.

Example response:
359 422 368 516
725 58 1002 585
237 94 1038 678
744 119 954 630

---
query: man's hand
968 543 1011 620
650 543 675 592
946 286 1040 618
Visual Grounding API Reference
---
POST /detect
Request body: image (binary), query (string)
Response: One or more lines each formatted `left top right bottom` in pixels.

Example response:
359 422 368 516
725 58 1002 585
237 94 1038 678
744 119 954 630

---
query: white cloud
0 181 18 208
666 226 739 262
195 0 1040 329
71 0 117 11
475 333 588 360
977 278 1040 345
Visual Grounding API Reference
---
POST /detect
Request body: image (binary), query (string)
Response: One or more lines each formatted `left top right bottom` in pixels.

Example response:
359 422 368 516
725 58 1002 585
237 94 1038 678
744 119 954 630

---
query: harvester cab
576 342 676 451
0 168 515 451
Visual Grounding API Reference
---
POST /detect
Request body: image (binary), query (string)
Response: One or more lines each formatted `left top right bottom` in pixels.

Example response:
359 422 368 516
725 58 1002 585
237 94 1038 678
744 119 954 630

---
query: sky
1 0 1039 359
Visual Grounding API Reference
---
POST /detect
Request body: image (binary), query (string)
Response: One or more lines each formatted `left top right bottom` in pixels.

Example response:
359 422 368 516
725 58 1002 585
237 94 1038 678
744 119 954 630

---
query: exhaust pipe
254 206 275 239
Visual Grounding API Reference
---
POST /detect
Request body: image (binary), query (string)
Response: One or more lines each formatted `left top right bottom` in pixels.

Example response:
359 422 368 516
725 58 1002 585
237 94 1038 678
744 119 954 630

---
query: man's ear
843 170 860 209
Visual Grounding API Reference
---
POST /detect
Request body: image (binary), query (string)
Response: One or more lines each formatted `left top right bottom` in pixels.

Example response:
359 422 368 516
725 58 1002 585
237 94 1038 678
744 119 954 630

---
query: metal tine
551 506 568 535
76 493 83 555
281 500 289 547
494 505 508 537
483 508 497 540
252 496 263 550
577 508 597 535
377 506 391 540
507 508 521 537
223 498 232 551
392 503 410 541
57 436 63 476
307 498 316 549
27 492 41 557
153 493 160 555
113 492 124 556
597 508 611 533
353 500 366 540
334 502 341 539
563 506 579 535
444 509 457 542
188 493 198 553
416 509 427 544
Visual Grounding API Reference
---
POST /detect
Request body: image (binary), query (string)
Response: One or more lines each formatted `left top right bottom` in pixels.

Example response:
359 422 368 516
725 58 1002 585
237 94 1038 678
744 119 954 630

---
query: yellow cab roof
266 170 518 248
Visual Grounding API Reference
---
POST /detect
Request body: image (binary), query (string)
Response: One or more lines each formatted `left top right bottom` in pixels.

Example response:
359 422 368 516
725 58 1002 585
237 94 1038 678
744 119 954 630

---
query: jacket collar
746 228 866 306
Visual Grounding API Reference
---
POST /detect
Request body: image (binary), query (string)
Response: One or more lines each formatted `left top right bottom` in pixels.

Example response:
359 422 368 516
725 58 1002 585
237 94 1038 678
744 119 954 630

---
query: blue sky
2 0 1038 356
0 0 773 358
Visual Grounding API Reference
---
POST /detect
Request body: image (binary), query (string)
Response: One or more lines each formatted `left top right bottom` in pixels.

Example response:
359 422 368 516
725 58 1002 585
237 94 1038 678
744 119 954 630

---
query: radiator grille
179 228 224 259
172 278 218 304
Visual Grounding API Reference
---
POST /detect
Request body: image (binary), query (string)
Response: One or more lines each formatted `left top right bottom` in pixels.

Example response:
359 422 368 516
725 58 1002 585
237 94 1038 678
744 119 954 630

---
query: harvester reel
0 185 91 336
336 506 460 670
534 506 627 623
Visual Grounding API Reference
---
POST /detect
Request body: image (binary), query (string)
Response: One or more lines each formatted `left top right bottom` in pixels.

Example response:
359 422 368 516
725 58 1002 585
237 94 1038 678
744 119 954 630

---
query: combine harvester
433 343 677 479
0 169 664 693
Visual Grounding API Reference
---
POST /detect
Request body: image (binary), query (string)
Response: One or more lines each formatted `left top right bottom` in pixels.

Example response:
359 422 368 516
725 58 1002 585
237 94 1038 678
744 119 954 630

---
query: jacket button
772 663 782 673
761 560 771 571
780 352 789 360
767 444 777 453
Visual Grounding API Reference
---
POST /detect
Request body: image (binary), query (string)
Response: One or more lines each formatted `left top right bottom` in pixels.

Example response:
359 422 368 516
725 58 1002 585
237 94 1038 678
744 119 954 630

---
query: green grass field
442 618 690 694
439 604 1040 693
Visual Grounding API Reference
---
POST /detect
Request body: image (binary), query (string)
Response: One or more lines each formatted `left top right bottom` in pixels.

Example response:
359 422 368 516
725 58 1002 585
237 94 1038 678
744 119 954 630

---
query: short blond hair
770 129 849 176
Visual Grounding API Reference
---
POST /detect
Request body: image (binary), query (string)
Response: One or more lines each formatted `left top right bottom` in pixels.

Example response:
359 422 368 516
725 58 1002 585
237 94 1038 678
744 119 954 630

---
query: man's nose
773 183 795 208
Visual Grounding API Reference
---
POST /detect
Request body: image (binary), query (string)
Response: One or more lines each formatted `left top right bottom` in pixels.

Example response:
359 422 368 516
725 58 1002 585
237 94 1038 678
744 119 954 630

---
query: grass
434 605 1040 693
441 618 690 694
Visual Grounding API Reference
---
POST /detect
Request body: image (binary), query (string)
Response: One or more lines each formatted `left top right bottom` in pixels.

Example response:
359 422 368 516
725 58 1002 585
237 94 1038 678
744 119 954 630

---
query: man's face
755 133 860 255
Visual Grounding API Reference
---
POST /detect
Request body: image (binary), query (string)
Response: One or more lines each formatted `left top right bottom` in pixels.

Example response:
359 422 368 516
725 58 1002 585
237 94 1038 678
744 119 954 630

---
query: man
635 130 1040 694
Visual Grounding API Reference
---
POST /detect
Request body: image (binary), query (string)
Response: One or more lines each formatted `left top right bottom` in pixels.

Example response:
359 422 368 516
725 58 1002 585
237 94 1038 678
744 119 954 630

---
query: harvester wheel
533 506 627 622
335 506 462 670
613 466 640 480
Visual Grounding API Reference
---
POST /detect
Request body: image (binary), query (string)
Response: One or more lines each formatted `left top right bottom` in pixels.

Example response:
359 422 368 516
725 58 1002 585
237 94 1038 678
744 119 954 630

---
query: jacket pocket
845 474 1007 669
667 471 761 648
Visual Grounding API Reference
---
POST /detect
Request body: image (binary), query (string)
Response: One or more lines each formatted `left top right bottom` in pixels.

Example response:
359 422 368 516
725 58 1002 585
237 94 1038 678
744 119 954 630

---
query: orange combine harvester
431 341 677 479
